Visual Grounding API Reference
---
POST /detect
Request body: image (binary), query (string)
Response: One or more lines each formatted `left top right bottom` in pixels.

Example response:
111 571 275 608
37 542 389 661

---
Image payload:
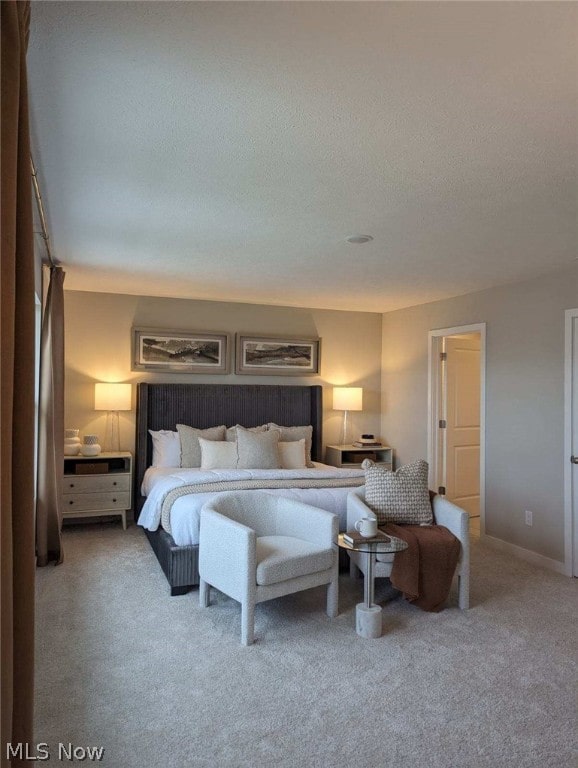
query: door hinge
438 486 446 495
439 419 447 429
440 352 447 362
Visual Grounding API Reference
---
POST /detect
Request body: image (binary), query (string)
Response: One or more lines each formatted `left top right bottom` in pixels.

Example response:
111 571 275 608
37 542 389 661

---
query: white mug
354 517 378 538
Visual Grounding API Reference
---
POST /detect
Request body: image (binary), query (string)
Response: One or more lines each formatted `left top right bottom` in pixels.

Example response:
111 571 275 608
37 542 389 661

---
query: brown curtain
1 0 36 759
36 266 65 566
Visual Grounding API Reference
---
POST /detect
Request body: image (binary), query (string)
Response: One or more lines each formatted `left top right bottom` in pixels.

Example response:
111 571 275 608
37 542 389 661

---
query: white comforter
138 464 365 546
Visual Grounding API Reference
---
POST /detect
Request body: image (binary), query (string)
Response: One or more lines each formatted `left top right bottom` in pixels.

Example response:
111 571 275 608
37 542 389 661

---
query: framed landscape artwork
132 328 230 373
235 335 321 376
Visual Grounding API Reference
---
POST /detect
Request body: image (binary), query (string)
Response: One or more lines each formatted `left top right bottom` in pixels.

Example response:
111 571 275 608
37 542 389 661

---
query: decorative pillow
225 424 268 442
267 423 314 467
236 427 281 470
149 429 181 468
278 439 306 469
176 424 226 468
362 458 433 525
199 439 238 470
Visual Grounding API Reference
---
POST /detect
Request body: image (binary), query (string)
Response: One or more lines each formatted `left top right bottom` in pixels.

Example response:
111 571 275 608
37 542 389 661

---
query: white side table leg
355 551 382 638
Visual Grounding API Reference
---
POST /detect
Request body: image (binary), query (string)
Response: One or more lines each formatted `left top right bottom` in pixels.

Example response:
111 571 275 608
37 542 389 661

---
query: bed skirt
144 527 199 595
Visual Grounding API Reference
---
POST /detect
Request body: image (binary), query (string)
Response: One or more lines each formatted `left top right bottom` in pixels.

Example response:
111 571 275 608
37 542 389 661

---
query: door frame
427 323 486 533
564 308 578 576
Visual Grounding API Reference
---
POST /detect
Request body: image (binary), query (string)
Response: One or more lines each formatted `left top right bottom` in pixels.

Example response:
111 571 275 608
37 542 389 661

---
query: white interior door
565 316 578 576
444 334 481 517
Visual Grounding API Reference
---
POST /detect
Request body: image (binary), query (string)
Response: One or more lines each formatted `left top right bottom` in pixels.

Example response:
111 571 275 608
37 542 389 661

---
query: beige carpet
35 524 577 768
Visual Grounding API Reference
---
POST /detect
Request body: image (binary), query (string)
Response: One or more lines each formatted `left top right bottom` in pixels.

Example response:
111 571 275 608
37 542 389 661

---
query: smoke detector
345 234 373 244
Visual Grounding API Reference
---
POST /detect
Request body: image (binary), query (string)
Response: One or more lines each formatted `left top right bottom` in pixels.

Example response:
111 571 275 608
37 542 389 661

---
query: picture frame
235 334 321 376
131 328 230 373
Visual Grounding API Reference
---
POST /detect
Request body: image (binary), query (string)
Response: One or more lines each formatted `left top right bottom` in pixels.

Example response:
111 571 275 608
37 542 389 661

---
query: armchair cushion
361 458 433 525
256 536 334 586
375 552 395 564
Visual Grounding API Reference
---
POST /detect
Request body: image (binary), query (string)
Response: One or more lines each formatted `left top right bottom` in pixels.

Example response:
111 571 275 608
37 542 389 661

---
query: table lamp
94 382 132 452
333 387 363 445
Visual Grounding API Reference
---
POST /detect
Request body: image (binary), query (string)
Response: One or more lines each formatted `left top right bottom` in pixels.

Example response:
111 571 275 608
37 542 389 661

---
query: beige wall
381 264 578 564
64 291 382 457
65 264 577 563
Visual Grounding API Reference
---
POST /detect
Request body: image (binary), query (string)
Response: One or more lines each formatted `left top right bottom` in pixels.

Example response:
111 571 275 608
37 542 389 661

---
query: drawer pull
113 481 117 486
69 483 74 488
69 501 74 505
112 499 117 503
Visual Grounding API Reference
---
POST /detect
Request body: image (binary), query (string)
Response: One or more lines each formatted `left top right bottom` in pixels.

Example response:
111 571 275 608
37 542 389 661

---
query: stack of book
352 440 382 448
342 529 391 546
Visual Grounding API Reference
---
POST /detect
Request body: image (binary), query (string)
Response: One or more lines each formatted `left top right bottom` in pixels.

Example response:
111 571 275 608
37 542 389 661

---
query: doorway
428 324 486 536
564 309 578 576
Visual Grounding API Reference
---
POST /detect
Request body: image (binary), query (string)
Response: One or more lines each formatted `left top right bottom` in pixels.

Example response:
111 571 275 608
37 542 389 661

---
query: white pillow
176 424 226 468
199 439 238 470
278 439 306 469
149 429 181 468
267 423 314 467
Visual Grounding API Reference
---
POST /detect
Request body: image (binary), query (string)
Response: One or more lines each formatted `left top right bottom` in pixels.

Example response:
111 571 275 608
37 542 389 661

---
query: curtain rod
30 154 57 268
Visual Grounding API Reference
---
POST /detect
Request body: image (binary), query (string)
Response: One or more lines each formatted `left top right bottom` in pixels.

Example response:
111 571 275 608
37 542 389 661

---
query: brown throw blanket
381 523 461 612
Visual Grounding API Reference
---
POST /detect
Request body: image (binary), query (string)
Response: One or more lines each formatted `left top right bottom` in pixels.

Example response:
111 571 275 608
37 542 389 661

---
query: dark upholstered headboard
134 383 323 518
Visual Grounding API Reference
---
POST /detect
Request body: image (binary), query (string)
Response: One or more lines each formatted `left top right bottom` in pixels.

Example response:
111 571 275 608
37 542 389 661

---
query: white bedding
138 463 365 546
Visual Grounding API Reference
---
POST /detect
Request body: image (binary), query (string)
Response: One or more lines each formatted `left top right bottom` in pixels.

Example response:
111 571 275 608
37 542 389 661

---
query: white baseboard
481 533 569 576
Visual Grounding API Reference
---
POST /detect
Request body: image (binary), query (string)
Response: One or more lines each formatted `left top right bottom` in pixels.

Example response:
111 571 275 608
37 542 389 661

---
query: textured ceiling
28 1 577 312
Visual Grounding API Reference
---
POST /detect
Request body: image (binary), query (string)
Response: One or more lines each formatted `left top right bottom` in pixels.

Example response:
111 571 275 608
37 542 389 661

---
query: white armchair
199 491 339 645
347 486 470 610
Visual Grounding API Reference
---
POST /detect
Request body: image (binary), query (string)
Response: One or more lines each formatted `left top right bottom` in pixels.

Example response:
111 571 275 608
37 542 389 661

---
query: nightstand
325 444 393 470
62 452 132 529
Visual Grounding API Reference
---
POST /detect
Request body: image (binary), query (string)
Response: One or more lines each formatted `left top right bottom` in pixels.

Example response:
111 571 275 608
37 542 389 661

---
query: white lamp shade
94 382 132 411
333 387 363 411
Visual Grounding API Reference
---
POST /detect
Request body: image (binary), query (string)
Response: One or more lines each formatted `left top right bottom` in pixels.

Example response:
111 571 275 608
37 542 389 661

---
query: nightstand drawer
63 474 130 494
63 491 130 512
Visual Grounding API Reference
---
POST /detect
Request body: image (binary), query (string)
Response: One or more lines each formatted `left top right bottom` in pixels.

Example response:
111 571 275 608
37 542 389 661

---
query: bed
135 383 365 594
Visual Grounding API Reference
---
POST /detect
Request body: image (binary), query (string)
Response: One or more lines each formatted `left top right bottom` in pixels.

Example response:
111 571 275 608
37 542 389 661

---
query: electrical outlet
525 510 533 526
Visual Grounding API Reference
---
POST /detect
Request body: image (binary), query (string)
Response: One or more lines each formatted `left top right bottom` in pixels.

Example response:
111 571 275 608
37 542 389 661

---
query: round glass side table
338 533 408 638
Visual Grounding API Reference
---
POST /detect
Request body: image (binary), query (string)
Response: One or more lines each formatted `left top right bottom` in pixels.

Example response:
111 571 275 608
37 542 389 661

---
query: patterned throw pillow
362 458 433 525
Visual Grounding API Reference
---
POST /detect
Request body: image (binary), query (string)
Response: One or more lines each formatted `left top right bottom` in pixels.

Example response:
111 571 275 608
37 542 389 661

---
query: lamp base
339 411 353 446
103 411 121 452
